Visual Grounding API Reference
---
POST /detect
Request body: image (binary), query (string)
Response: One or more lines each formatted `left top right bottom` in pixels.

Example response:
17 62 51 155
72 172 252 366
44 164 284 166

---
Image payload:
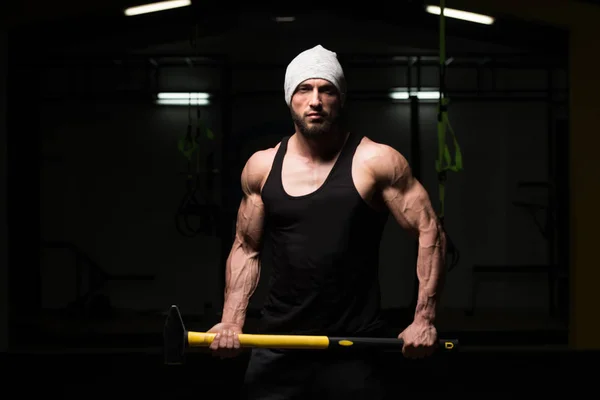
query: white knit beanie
284 45 346 106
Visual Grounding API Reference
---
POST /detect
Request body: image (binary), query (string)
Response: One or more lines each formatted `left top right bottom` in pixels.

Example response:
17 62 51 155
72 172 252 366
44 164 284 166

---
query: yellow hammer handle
187 331 330 349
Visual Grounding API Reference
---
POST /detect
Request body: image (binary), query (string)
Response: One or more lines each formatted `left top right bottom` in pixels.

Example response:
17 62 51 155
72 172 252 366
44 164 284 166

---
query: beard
291 108 340 139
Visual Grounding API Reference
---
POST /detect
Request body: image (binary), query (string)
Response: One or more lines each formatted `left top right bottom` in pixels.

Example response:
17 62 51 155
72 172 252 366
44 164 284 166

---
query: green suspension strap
175 24 217 238
436 0 463 270
436 0 463 222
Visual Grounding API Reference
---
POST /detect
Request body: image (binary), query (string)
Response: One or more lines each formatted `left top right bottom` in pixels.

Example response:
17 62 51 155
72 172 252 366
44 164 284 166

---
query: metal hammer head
163 305 188 365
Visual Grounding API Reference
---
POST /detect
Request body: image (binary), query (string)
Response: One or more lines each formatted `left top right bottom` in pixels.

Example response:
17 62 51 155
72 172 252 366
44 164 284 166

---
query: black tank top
258 131 389 336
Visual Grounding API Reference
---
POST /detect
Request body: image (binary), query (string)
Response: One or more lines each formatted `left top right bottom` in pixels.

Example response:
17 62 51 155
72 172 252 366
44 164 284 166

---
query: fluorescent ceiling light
156 92 211 106
158 92 210 100
125 0 192 17
156 99 210 106
425 5 494 25
389 90 440 100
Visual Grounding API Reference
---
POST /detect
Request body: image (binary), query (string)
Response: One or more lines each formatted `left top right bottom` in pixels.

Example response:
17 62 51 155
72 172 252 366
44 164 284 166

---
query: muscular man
208 45 446 399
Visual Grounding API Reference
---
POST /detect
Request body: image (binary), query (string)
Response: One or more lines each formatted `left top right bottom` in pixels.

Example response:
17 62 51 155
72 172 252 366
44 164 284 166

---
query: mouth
306 113 324 119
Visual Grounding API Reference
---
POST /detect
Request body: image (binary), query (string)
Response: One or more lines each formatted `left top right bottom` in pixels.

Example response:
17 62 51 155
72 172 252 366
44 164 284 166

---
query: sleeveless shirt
258 131 389 337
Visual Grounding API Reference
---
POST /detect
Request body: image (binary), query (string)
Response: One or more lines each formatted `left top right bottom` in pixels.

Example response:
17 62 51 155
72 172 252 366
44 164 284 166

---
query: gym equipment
435 0 463 224
175 24 219 238
175 107 219 238
42 240 155 318
163 305 459 365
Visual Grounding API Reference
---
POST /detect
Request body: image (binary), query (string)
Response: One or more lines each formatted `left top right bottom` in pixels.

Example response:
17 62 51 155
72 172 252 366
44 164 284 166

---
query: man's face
290 79 342 138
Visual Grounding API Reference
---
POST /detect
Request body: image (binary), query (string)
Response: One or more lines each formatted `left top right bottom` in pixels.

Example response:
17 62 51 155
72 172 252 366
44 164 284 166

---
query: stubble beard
291 108 340 139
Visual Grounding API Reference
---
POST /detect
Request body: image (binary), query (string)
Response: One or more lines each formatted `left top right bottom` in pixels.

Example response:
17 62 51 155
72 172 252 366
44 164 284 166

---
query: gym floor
3 345 594 396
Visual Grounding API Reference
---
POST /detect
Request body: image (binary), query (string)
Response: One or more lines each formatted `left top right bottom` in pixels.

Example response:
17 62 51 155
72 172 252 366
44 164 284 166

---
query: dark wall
0 29 7 351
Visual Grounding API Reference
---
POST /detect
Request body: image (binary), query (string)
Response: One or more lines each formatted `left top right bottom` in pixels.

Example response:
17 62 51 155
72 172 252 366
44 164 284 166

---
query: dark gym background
1 0 599 396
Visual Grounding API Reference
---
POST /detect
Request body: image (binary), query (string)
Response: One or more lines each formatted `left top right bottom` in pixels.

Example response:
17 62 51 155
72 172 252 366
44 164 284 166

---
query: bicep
382 178 437 235
374 147 438 236
234 152 268 254
234 192 265 254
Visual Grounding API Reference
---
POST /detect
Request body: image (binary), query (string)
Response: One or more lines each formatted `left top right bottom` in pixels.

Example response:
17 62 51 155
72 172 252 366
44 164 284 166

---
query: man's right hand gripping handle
207 322 244 358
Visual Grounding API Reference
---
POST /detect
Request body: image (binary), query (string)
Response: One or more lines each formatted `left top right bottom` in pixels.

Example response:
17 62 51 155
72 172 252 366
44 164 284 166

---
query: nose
308 88 322 108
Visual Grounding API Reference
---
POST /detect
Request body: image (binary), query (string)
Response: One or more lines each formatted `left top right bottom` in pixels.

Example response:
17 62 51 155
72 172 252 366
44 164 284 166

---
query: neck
293 128 348 162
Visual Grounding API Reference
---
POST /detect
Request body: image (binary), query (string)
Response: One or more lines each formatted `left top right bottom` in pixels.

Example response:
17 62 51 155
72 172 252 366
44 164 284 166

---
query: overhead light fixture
124 0 192 17
389 90 441 100
425 5 494 25
156 92 211 106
